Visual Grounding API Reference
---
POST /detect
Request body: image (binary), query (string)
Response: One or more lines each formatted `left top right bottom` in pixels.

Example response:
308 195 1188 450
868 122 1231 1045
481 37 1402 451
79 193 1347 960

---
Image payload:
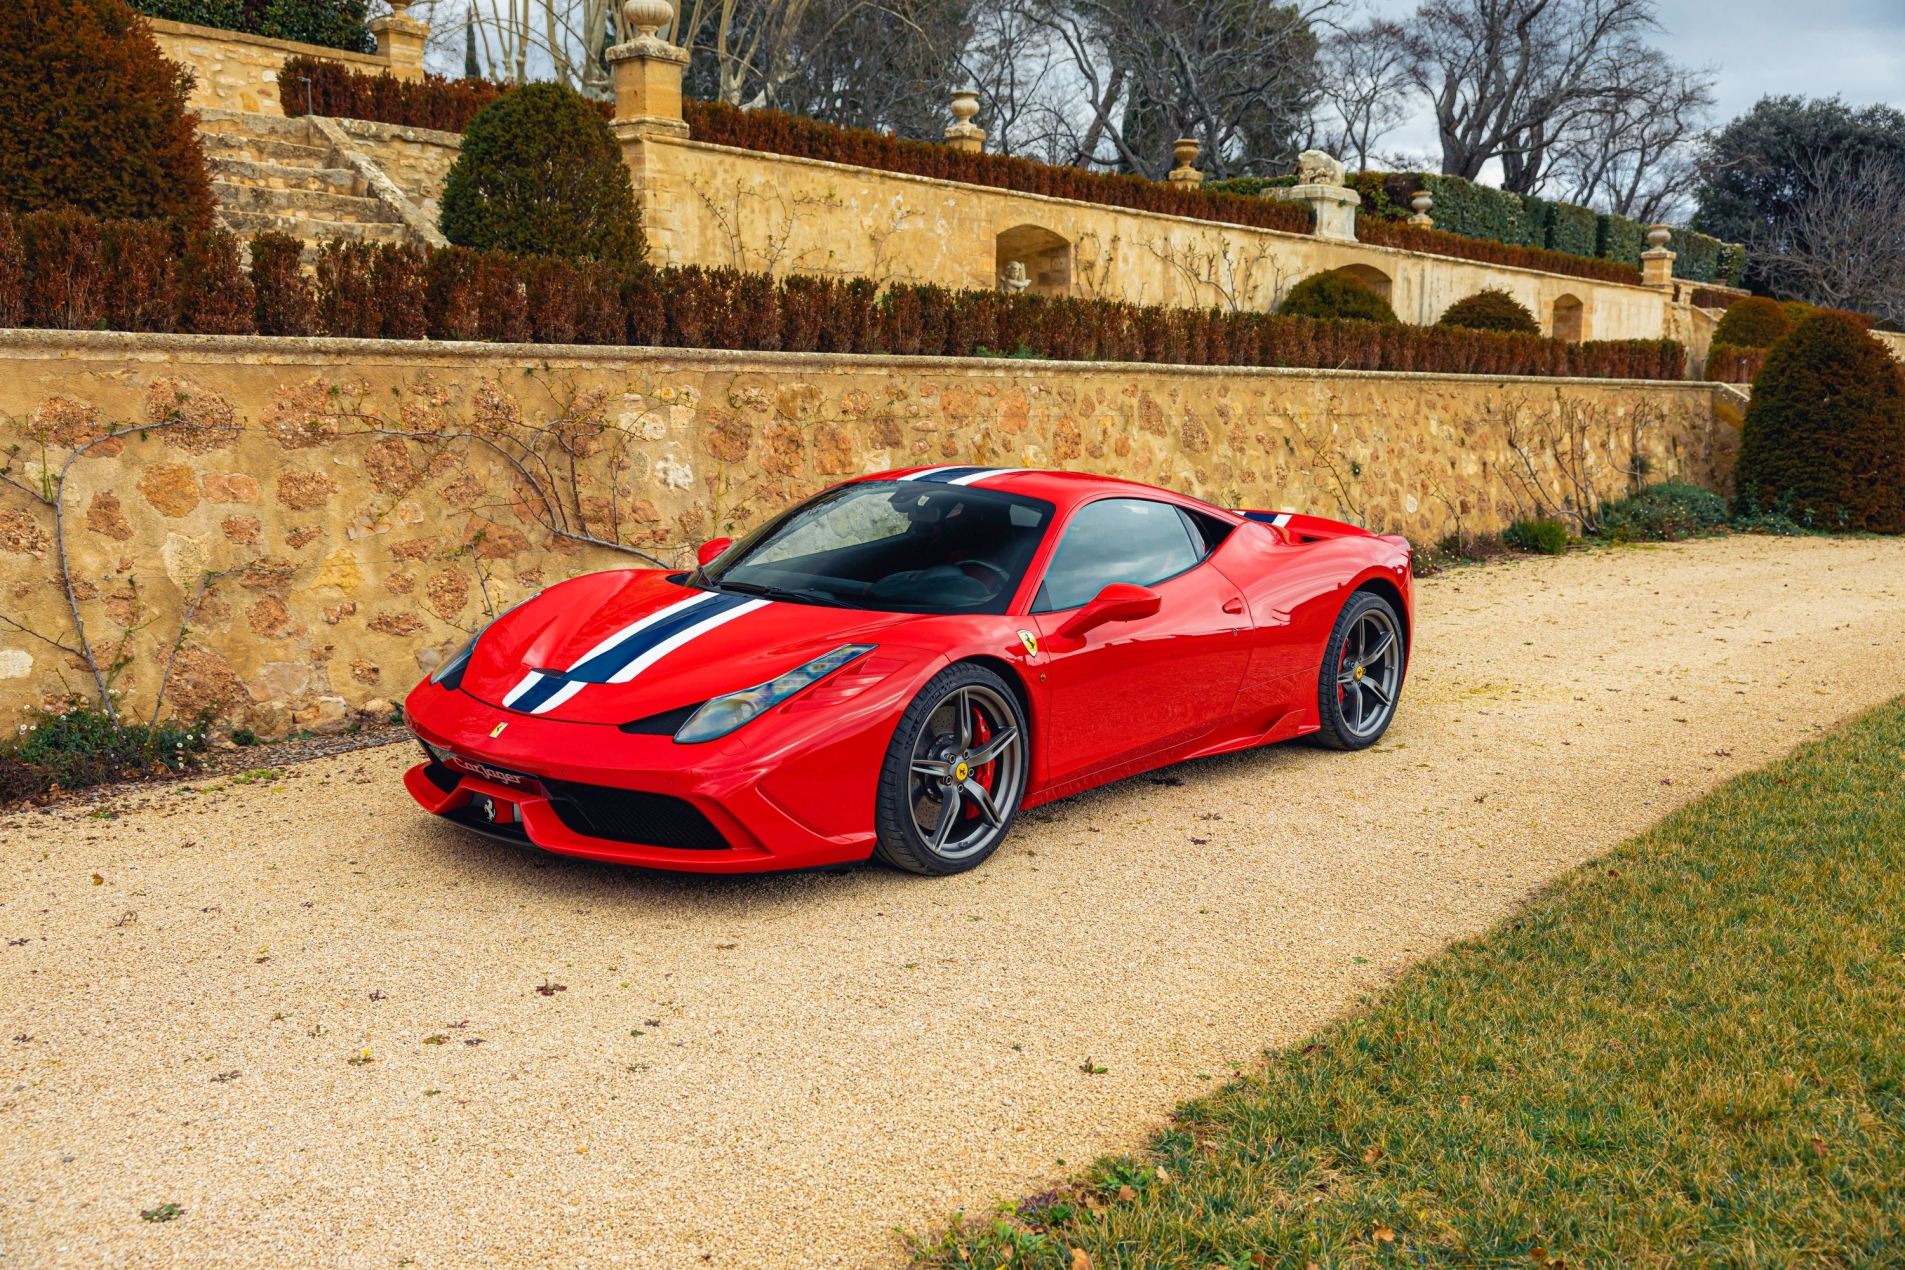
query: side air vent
617 702 705 735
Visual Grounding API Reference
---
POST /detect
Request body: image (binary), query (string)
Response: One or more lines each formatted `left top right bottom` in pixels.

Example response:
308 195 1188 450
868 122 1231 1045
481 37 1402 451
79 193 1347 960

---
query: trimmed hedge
1704 345 1767 384
0 221 1689 381
1733 313 1905 532
1357 218 1641 285
278 55 613 133
129 0 373 53
0 208 251 333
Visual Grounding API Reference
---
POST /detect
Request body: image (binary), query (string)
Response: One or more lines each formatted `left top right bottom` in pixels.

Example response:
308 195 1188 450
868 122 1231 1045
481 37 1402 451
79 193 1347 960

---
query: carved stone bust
1294 149 1347 188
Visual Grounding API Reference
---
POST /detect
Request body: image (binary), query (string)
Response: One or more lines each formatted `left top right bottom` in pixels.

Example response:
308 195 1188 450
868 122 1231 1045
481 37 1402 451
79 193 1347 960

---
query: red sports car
403 467 1413 875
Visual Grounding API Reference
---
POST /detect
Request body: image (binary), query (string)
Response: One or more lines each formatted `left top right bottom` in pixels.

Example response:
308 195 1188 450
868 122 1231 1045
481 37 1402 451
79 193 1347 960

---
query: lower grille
544 780 730 851
421 761 462 794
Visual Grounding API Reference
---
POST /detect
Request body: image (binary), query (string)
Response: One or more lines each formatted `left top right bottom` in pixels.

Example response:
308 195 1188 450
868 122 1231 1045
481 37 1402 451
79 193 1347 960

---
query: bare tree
1312 18 1414 171
1400 0 1657 192
1755 153 1905 323
1546 41 1712 220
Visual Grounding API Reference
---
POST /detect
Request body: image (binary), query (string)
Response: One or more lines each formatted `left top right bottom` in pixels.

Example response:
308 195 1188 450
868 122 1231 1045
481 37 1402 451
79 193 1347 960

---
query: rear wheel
873 663 1027 875
1313 590 1405 750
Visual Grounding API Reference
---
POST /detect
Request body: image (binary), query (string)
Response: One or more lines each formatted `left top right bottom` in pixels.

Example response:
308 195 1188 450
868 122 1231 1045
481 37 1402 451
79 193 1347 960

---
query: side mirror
1056 582 1161 640
696 537 732 567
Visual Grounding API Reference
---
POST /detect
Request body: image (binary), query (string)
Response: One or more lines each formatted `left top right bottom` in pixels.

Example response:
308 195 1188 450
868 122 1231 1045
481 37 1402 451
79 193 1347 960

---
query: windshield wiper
714 580 851 608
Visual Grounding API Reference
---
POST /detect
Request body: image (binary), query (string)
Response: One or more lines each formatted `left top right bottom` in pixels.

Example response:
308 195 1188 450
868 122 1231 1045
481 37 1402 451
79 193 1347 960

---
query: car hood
459 569 923 726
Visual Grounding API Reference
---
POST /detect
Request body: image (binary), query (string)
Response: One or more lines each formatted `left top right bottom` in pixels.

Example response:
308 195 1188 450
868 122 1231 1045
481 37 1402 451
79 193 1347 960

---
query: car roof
851 466 1237 520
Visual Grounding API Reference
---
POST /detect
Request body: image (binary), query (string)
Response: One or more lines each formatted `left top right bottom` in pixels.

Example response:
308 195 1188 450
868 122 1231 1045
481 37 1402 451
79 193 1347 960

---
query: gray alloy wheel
1313 590 1405 750
873 663 1027 875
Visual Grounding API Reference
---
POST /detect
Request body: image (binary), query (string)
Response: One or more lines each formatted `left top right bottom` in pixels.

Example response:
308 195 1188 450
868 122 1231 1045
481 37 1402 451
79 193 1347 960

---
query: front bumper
402 679 894 873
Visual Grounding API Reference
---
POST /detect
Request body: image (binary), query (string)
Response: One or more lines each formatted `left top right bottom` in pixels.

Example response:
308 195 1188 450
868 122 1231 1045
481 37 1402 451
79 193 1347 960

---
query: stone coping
0 328 1717 392
147 16 394 69
654 135 1669 300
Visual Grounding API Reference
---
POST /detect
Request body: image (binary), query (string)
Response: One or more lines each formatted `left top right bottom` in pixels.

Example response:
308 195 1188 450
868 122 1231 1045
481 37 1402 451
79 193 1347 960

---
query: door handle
1222 597 1245 615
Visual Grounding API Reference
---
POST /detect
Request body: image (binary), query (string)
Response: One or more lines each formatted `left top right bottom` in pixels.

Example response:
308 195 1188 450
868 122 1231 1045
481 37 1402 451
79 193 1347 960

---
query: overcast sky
1362 0 1905 170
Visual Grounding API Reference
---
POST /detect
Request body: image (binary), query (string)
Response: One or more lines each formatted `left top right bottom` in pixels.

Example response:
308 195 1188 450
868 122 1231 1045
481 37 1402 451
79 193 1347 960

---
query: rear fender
1239 510 1371 543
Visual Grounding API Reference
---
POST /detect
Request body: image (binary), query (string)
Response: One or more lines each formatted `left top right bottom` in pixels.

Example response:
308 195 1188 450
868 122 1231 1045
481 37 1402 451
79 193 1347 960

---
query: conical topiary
1711 296 1789 348
0 0 215 227
1733 312 1905 532
439 82 645 268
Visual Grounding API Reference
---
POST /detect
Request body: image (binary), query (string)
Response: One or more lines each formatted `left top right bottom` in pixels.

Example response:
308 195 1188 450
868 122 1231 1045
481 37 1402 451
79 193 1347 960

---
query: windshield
701 481 1054 614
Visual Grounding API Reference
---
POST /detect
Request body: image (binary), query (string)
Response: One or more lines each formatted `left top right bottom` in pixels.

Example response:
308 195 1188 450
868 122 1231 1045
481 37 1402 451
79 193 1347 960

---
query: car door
1029 498 1250 786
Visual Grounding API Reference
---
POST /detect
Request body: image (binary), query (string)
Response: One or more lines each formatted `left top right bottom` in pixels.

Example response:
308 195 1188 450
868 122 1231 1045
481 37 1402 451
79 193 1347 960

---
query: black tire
873 662 1029 875
1313 589 1406 751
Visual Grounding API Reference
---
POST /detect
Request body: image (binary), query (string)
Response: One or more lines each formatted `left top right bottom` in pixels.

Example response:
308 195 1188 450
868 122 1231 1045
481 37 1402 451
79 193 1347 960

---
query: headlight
674 644 876 744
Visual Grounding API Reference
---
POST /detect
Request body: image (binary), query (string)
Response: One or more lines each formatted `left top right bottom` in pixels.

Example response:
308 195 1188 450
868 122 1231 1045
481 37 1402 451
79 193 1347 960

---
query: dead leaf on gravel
368 990 386 1000
537 981 567 996
464 1038 485 1046
212 1071 239 1083
112 910 137 928
423 1034 448 1045
91 873 104 885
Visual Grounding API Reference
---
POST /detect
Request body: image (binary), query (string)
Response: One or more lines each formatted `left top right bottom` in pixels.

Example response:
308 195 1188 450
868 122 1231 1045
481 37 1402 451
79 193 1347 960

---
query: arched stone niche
996 225 1072 295
1552 293 1585 342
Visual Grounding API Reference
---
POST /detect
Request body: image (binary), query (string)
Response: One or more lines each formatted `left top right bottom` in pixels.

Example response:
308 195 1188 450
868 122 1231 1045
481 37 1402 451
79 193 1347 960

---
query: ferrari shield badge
489 722 509 738
1016 630 1039 657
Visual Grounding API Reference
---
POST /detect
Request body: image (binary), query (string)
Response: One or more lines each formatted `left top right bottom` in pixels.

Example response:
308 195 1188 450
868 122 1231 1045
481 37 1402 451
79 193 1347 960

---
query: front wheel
873 663 1028 875
1313 590 1405 750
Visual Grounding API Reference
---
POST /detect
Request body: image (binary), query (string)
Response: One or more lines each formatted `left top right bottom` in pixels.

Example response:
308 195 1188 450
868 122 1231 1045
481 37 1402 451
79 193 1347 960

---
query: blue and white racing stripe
501 590 769 715
1242 511 1295 527
896 466 1026 485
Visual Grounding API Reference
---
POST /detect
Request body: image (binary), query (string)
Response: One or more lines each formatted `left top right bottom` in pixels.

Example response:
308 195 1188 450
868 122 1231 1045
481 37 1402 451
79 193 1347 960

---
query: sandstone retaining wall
151 18 400 116
0 331 1731 734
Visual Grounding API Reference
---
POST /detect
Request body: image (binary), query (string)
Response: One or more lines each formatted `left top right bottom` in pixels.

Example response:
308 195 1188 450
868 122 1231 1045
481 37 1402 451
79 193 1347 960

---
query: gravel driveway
5 536 1903 1269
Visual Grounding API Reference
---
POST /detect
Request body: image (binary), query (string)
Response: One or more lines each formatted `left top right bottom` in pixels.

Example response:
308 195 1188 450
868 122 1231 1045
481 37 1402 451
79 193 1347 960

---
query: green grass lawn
920 700 1905 1269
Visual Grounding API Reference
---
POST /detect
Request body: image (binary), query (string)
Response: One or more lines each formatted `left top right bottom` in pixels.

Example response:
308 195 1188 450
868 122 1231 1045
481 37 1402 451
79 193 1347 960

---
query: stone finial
369 0 429 80
624 0 675 39
1168 138 1203 190
1294 149 1347 187
1000 260 1030 293
945 90 985 153
1641 222 1675 287
1409 189 1433 229
607 0 690 140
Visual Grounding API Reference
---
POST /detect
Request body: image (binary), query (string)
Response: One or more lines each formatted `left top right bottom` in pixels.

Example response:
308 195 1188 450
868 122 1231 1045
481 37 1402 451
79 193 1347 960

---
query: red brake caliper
967 708 994 821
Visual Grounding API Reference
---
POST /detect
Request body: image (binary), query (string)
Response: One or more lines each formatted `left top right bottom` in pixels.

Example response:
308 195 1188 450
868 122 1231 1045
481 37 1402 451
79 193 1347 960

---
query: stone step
209 157 363 196
217 209 417 248
211 181 404 224
200 131 338 168
194 107 318 140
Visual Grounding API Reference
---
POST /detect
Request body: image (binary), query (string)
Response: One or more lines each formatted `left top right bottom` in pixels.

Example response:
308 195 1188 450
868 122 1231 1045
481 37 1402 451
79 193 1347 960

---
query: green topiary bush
0 0 215 228
1599 482 1729 541
1504 517 1569 554
439 83 645 268
1277 270 1397 324
1437 288 1540 334
1732 312 1905 533
1711 296 1789 349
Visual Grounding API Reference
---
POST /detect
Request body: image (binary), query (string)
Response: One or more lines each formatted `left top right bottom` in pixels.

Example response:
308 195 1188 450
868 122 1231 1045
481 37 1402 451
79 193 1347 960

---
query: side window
1033 498 1202 612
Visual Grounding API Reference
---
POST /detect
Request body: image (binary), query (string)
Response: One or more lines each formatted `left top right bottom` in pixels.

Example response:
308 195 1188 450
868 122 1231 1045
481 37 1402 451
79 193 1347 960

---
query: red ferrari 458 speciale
403 467 1413 875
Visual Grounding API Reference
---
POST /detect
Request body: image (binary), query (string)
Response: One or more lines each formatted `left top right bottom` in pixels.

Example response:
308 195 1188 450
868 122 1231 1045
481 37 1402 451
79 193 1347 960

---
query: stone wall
0 331 1731 734
328 117 464 222
623 137 1674 341
151 18 401 116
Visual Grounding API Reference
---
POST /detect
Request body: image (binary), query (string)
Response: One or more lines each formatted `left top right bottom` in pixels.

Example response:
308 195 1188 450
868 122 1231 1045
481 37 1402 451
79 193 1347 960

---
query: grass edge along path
914 699 1905 1269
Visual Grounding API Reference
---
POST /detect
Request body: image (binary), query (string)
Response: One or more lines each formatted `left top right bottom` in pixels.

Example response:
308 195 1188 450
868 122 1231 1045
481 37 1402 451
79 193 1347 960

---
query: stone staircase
196 109 439 255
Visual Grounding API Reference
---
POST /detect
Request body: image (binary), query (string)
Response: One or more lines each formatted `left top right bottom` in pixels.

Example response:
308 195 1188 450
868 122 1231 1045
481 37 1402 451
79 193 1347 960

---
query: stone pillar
369 0 429 81
1641 223 1676 288
608 0 691 142
1167 138 1204 190
945 90 985 153
1408 190 1433 229
1265 149 1360 241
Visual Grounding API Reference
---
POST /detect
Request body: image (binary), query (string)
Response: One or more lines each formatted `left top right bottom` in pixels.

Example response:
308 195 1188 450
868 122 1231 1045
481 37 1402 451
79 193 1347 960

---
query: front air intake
544 780 731 851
